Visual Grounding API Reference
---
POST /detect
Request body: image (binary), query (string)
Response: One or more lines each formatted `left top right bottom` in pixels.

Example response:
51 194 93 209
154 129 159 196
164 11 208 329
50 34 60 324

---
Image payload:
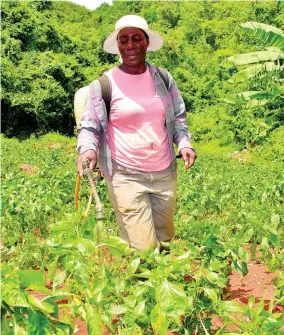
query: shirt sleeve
167 72 194 153
77 81 102 155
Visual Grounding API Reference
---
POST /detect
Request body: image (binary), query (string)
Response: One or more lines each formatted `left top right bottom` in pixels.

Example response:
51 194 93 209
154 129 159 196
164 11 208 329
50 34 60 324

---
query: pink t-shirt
106 66 171 172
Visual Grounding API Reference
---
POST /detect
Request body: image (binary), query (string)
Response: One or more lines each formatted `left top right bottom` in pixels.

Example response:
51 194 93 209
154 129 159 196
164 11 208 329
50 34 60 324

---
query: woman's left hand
180 147 197 169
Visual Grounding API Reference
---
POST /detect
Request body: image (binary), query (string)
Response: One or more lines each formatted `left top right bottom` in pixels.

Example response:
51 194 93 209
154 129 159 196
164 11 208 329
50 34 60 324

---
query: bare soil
211 259 283 332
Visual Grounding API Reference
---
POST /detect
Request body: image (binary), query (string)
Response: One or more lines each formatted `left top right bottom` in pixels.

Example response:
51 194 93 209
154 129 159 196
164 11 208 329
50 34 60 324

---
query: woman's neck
118 62 147 75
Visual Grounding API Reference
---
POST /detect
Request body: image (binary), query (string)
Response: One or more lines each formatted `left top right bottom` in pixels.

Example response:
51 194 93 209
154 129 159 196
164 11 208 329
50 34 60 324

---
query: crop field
1 133 283 334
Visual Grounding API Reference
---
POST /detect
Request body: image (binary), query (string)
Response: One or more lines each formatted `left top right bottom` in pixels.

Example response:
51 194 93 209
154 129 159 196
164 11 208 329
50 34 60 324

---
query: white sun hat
103 15 163 54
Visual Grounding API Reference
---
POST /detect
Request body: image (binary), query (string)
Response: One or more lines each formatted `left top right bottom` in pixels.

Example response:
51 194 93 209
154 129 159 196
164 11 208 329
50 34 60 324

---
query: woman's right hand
77 150 97 177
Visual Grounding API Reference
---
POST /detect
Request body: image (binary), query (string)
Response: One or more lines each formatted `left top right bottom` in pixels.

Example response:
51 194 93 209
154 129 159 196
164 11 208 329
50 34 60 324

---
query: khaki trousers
105 161 177 250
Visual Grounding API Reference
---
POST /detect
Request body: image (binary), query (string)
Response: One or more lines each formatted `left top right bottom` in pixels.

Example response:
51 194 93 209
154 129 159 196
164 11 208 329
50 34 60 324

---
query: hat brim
103 28 163 54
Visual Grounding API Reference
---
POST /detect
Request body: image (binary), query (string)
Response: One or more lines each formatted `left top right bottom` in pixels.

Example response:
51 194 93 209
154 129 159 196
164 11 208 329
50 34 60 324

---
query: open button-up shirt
77 63 192 179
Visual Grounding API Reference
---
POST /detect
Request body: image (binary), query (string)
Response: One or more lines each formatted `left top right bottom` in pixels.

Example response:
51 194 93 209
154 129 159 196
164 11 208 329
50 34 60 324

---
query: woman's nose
126 39 135 49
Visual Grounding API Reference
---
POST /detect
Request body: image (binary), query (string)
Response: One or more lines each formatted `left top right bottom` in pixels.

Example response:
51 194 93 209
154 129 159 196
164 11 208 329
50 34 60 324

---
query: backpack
74 67 169 129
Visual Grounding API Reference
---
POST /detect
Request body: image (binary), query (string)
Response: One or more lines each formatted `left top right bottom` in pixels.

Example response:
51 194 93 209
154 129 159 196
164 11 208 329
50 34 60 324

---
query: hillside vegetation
1 0 283 154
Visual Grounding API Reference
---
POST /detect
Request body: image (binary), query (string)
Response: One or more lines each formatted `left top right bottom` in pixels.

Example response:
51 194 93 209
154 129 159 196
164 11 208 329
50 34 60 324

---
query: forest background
1 0 283 158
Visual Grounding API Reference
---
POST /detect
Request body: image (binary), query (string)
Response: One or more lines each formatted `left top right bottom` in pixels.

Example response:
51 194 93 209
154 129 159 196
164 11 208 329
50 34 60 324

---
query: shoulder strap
156 67 170 91
98 74 111 120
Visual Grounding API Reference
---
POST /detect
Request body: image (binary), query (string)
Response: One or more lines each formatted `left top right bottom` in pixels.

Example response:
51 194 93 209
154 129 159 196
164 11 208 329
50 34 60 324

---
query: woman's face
117 27 149 68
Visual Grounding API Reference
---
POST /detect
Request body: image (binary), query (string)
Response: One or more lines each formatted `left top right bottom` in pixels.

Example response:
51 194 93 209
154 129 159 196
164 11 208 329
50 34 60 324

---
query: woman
77 15 197 250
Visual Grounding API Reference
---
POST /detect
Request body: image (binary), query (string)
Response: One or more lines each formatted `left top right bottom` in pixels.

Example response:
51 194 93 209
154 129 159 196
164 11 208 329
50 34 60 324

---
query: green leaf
52 271 66 291
240 22 284 51
135 300 146 316
27 284 52 296
2 316 28 335
207 271 219 284
223 47 284 66
50 222 73 232
18 270 45 287
42 291 73 306
85 303 102 335
248 295 255 309
218 301 242 313
135 269 151 279
14 322 29 335
238 247 249 262
207 272 227 288
203 287 218 304
209 258 225 272
27 295 55 313
108 305 128 315
1 263 11 277
271 214 280 228
232 259 248 276
123 295 137 309
224 91 269 106
124 257 140 279
241 228 254 243
26 309 51 335
2 280 29 307
263 321 284 332
91 279 108 303
50 319 73 334
75 238 96 255
150 304 168 335
155 280 188 317
260 237 270 251
171 251 191 272
228 62 281 83
98 236 132 256
132 284 148 298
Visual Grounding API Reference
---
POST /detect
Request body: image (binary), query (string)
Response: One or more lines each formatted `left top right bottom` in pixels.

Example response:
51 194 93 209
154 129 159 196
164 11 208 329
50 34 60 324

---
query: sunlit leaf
124 257 140 279
150 304 168 335
53 271 66 291
27 295 55 313
85 303 102 335
203 287 218 304
18 270 45 287
155 280 188 317
240 22 284 51
223 47 284 66
108 305 128 315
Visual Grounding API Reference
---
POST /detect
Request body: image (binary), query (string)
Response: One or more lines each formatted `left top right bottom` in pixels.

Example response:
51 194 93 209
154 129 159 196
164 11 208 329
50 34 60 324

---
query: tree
222 22 284 107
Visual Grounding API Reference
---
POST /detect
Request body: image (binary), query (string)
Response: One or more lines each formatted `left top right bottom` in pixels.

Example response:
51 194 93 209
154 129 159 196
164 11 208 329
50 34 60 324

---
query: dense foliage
1 134 283 334
1 0 283 147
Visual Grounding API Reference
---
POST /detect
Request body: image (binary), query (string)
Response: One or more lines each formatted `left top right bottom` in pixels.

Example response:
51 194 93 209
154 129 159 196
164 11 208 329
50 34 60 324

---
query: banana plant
222 21 284 106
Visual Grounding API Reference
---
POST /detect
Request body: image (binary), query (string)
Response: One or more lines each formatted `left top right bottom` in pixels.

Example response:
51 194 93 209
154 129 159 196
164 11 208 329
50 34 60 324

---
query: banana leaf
240 21 284 51
222 47 284 66
224 91 272 106
228 62 283 83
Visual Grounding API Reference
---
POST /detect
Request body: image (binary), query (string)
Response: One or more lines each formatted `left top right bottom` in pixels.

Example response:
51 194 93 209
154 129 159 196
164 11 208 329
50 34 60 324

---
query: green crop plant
1 133 283 334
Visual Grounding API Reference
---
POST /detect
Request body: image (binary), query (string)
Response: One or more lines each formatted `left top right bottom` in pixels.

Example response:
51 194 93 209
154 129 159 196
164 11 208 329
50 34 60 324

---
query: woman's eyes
119 36 142 44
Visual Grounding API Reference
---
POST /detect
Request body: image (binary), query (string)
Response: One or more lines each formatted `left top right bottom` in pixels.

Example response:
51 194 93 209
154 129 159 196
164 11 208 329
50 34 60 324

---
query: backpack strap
156 67 170 91
98 74 111 120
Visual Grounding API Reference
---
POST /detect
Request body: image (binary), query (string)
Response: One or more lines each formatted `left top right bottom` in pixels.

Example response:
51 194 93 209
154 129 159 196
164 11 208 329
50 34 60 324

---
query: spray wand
74 160 104 241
